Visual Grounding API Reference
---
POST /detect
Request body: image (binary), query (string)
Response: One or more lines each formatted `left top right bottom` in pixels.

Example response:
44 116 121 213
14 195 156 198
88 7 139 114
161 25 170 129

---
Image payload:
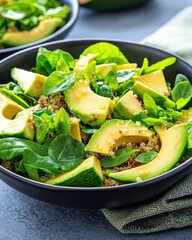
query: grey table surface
1 0 192 239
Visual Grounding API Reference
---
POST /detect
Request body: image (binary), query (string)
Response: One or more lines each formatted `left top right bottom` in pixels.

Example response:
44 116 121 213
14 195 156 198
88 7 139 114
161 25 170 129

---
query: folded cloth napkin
142 6 192 64
102 6 192 234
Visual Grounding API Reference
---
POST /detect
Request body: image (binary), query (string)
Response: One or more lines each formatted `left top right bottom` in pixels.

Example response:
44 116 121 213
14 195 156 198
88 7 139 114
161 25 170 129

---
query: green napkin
142 6 192 64
102 7 192 234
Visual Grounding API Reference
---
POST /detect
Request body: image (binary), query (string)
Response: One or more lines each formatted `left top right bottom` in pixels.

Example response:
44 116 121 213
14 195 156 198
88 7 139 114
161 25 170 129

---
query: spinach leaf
104 70 119 91
117 79 134 96
0 88 30 108
33 108 55 143
142 117 168 126
100 148 139 167
117 70 135 83
143 93 158 117
96 84 114 99
135 151 158 163
43 71 75 95
82 42 129 65
55 107 71 135
44 5 70 19
34 48 75 76
174 73 190 86
143 57 177 74
0 137 60 175
48 134 86 171
172 81 192 102
136 57 148 76
79 124 97 134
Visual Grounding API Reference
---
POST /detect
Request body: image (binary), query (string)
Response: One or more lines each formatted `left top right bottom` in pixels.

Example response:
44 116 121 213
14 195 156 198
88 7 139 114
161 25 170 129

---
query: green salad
0 0 70 48
0 42 192 187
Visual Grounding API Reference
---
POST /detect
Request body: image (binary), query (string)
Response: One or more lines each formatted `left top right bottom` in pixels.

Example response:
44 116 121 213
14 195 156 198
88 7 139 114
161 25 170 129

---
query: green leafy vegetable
34 48 75 76
100 148 139 167
48 134 86 171
79 124 97 134
143 93 158 117
82 42 129 65
43 71 75 95
143 57 177 74
55 107 71 135
96 84 114 99
135 151 158 163
117 70 135 83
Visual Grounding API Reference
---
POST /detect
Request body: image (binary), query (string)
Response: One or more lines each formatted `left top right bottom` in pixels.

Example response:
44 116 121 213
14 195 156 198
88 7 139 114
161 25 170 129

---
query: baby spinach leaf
143 57 177 74
79 124 97 134
143 93 158 117
174 73 190 86
142 117 168 126
24 165 40 181
33 108 55 143
0 137 60 175
117 79 134 96
117 70 135 83
44 5 70 19
48 134 86 171
172 81 192 102
43 71 75 95
0 88 30 108
104 70 119 91
135 151 158 163
55 107 71 135
82 42 129 65
34 48 75 76
96 84 114 99
136 57 148 76
100 148 139 168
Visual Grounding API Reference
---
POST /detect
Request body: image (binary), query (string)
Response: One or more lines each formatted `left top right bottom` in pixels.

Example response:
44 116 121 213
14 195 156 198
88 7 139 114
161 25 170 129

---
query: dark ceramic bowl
0 39 192 209
0 0 79 60
79 0 153 11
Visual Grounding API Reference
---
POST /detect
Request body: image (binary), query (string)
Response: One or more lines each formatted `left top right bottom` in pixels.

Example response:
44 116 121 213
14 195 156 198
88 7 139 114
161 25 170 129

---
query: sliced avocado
133 70 169 94
70 117 82 142
109 123 188 182
86 119 154 155
64 80 115 127
0 92 37 140
11 67 47 98
117 63 137 71
114 90 143 119
96 63 117 77
45 156 103 187
1 18 64 47
132 81 175 109
74 53 98 76
180 108 192 123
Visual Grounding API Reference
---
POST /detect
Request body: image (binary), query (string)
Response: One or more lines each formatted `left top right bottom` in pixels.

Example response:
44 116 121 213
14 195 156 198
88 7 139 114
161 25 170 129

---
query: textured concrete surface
1 0 192 239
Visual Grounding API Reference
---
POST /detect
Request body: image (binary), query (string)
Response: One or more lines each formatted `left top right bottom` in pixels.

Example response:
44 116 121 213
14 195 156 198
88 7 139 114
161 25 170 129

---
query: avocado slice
114 90 144 119
109 123 188 182
116 63 137 71
70 117 82 142
64 80 115 127
1 18 64 47
45 156 103 187
132 81 175 109
0 92 37 140
180 108 192 123
86 119 154 155
96 63 117 77
133 70 169 94
11 67 47 98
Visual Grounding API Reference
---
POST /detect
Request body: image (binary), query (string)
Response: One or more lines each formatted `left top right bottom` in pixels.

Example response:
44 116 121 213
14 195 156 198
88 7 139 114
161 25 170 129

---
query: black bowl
79 0 153 11
0 0 79 60
0 39 192 209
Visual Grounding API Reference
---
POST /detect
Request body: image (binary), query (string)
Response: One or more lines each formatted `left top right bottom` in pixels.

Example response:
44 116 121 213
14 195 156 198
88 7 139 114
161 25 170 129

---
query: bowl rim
0 38 192 192
0 0 79 55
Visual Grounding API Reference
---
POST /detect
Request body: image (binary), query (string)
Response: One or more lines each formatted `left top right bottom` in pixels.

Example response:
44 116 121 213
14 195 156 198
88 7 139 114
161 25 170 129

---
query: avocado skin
109 123 188 182
45 156 103 187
